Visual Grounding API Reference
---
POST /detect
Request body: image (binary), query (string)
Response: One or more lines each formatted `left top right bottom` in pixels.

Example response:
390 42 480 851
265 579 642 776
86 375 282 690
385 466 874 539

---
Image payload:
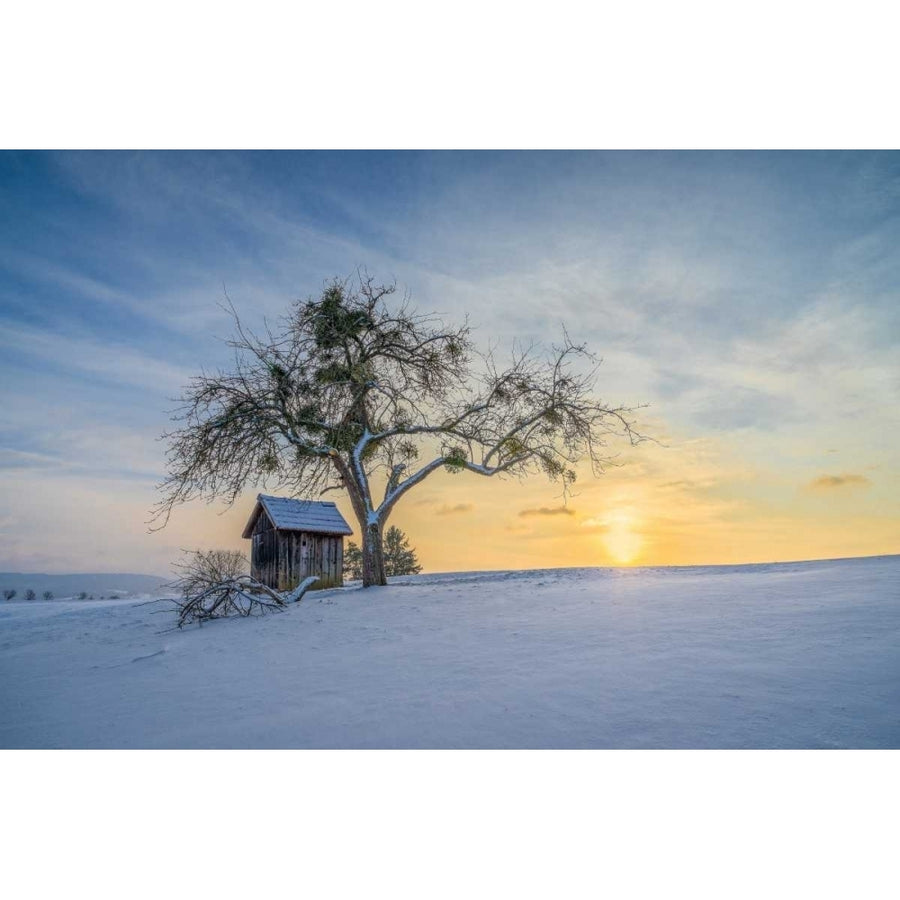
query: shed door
300 534 310 578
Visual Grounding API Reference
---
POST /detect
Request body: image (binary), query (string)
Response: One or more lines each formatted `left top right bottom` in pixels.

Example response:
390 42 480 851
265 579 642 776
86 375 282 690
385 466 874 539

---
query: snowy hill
1 555 898 748
0 572 168 599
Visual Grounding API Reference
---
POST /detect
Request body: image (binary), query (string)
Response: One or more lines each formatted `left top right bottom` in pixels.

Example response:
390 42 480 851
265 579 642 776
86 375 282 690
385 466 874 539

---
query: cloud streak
808 473 872 490
436 503 474 516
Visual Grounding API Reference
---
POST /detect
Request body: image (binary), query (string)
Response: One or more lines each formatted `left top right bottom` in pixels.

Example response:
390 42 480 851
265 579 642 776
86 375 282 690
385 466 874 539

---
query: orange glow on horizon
139 428 900 577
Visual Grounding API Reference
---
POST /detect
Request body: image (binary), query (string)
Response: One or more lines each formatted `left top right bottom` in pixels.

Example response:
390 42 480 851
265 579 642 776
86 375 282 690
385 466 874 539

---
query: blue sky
1 151 898 573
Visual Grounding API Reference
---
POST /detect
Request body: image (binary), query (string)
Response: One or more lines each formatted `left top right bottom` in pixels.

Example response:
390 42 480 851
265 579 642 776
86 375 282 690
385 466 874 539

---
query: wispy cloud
436 503 474 516
0 319 191 394
808 473 872 490
580 516 610 530
518 506 575 517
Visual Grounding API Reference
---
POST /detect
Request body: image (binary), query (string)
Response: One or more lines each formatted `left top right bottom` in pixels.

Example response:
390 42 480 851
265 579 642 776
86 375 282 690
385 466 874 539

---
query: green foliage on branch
443 446 467 473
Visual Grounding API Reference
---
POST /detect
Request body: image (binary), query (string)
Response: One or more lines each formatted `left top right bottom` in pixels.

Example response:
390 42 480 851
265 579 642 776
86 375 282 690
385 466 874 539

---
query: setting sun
604 522 643 565
597 511 644 565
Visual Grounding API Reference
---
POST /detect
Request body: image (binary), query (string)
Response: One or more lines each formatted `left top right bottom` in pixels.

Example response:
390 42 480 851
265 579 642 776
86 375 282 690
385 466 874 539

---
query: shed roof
242 494 353 538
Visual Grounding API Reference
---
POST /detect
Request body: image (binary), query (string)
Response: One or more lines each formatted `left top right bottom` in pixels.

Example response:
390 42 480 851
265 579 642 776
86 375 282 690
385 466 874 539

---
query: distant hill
0 572 169 598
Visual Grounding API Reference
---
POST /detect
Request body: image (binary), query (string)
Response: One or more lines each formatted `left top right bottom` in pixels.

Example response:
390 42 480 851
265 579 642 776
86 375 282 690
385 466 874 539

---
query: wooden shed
242 494 353 591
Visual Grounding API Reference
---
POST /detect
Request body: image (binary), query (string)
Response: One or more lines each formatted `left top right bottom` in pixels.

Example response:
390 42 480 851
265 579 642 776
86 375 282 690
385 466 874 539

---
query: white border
2 1 898 148
1 751 896 898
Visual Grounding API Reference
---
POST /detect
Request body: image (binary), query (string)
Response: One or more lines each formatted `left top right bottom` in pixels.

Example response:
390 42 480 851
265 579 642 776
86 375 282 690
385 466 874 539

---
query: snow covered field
1 555 898 748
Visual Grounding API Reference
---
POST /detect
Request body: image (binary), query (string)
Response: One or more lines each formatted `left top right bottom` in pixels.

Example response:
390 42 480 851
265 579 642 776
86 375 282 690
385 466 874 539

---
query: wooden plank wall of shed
283 532 343 590
249 508 345 590
250 512 278 587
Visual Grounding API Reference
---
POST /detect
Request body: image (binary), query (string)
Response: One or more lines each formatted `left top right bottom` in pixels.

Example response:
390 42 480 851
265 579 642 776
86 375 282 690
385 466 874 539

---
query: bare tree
155 275 645 587
42 591 53 601
168 548 317 627
173 548 248 595
3 589 15 601
24 589 36 601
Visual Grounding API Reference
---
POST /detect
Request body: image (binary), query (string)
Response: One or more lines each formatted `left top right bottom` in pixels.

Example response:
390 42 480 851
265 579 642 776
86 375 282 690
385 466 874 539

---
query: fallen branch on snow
169 549 318 627
172 575 319 627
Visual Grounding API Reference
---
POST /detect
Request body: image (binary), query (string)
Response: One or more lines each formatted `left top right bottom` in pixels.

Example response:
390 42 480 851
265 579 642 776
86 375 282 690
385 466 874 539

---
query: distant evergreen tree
77 592 87 600
383 526 423 576
343 542 363 581
24 589 36 601
3 589 15 601
344 529 421 579
42 591 53 601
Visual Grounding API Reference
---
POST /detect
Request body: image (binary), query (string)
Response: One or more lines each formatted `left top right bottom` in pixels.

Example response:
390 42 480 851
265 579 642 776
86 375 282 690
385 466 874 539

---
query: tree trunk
329 455 385 587
361 520 387 587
